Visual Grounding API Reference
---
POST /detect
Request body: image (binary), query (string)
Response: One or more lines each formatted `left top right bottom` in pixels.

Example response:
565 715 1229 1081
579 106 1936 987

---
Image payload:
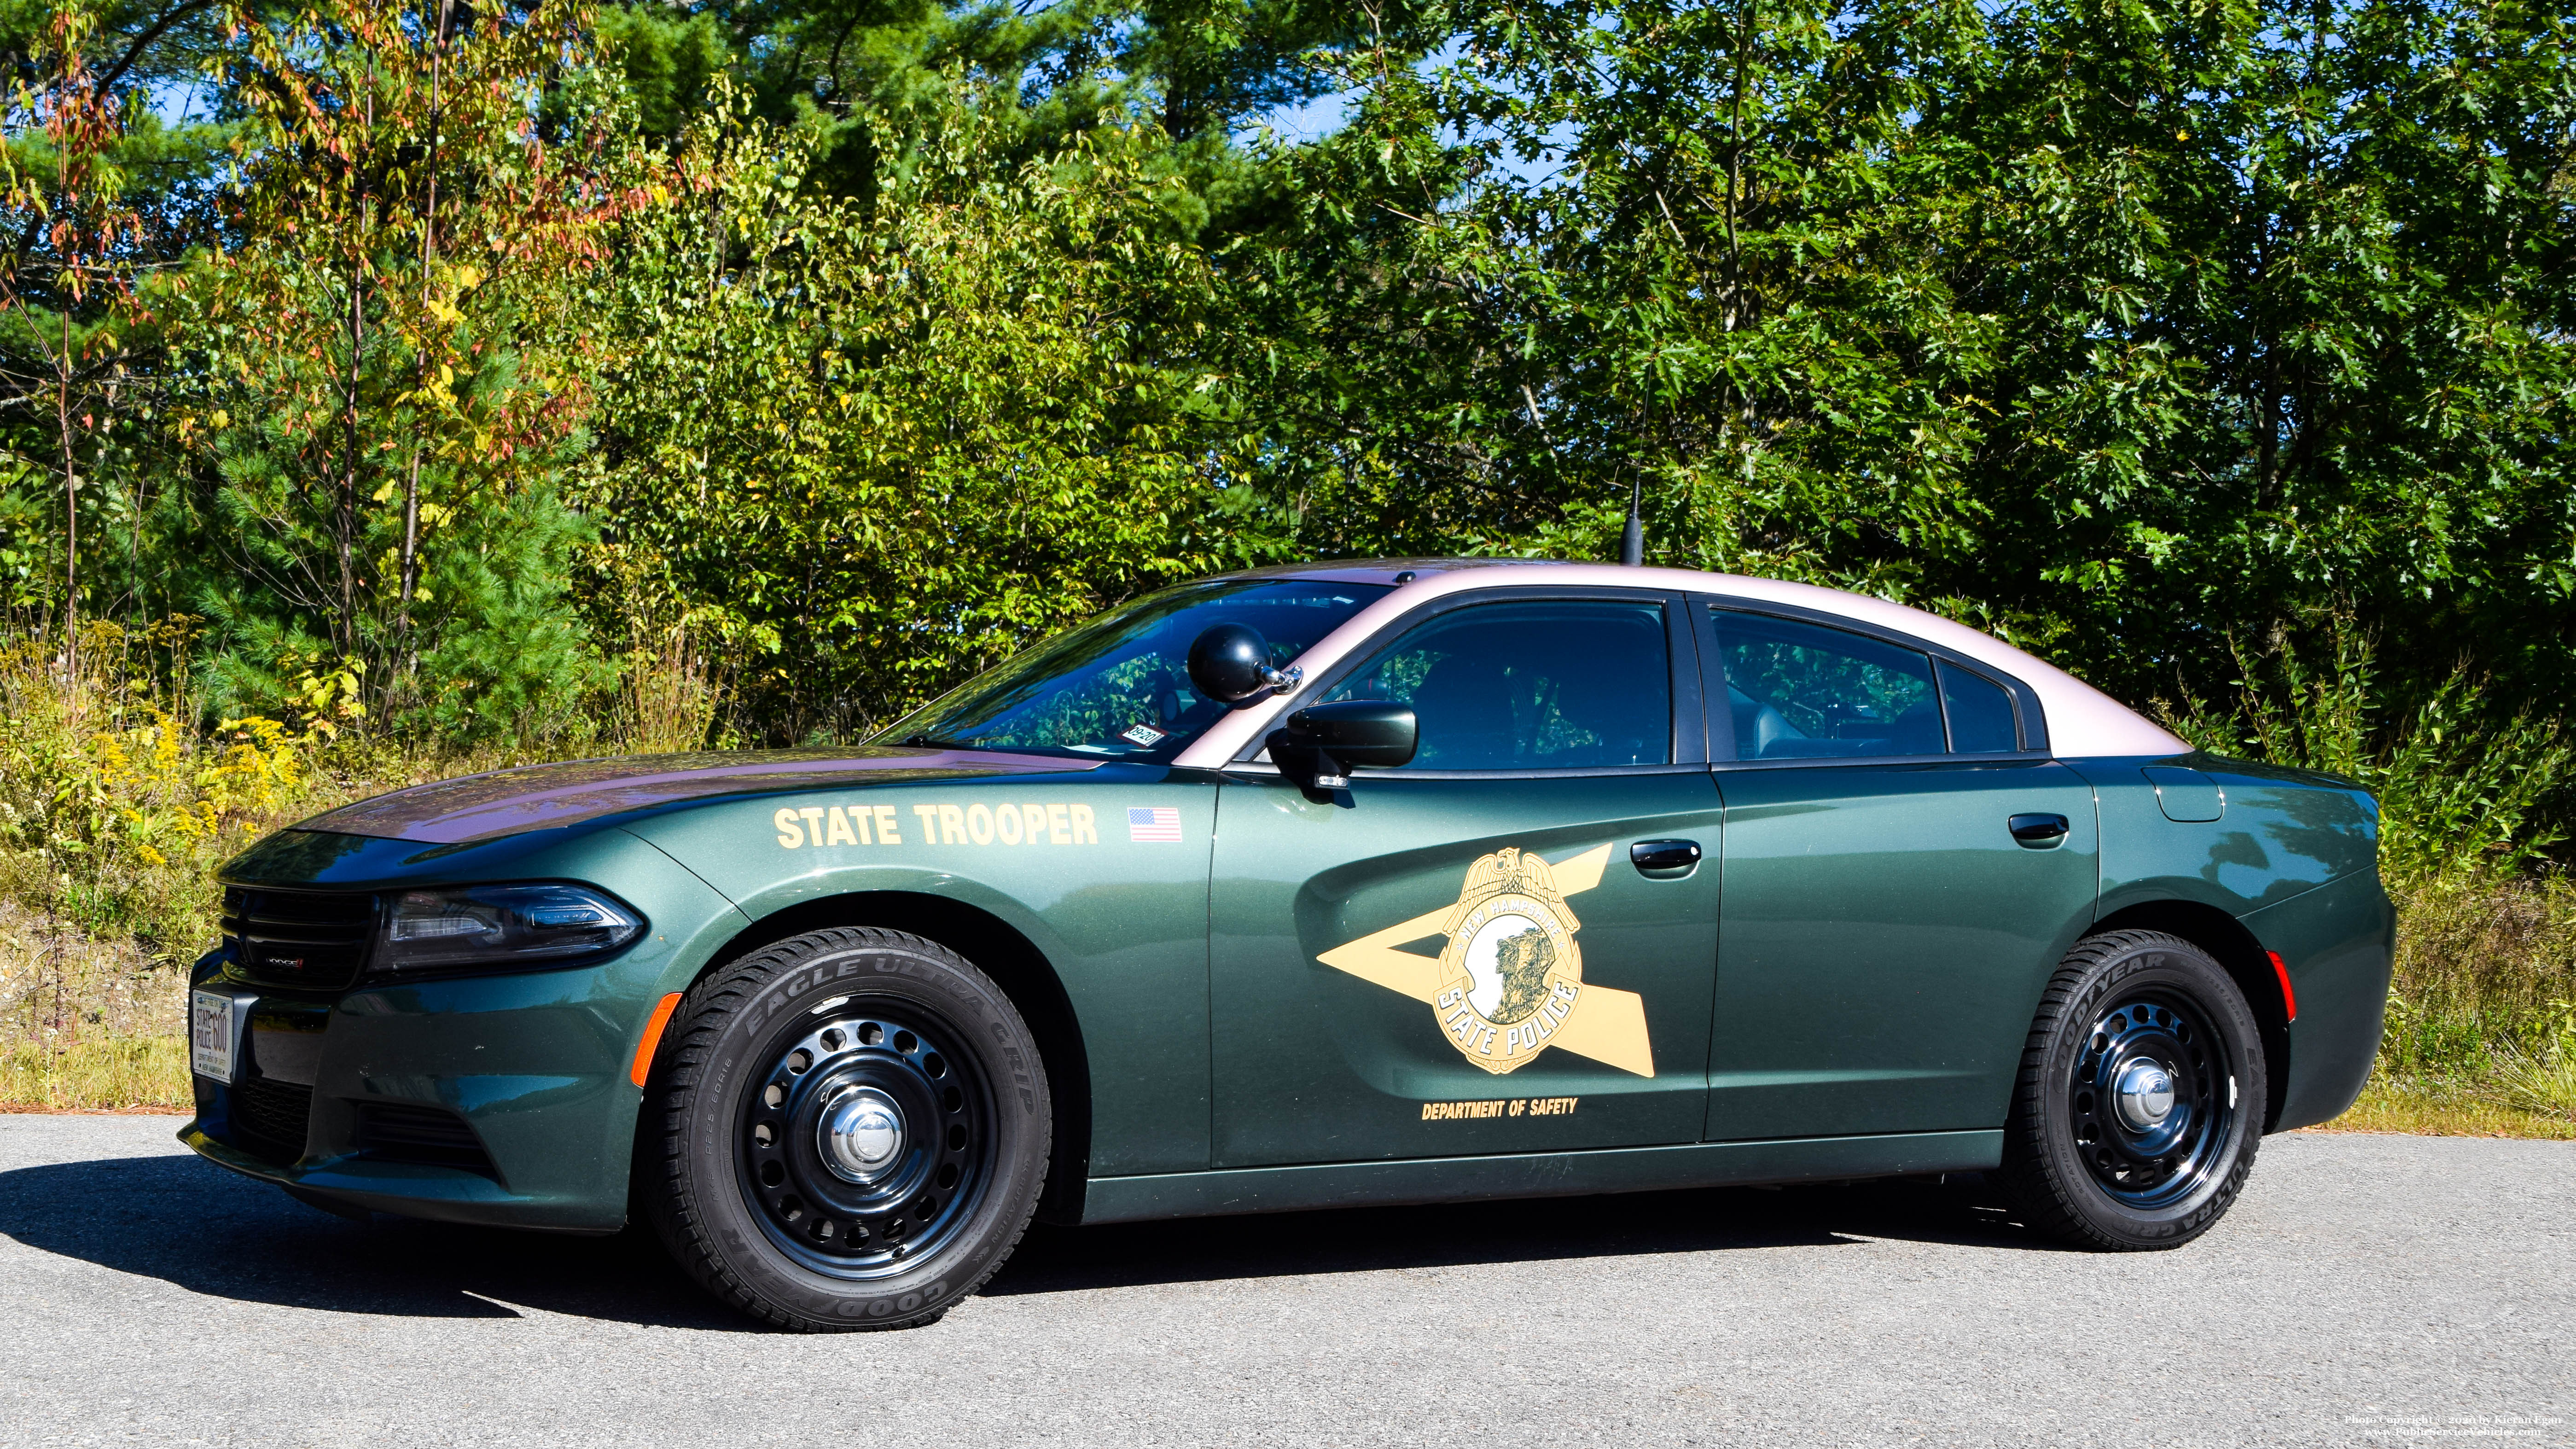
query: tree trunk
2255 344 2281 512
339 270 362 655
396 0 451 701
59 303 77 695
338 82 377 662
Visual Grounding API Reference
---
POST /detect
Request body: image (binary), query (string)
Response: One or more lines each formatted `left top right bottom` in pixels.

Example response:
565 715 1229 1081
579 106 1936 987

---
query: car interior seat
1547 651 1663 766
1886 700 1946 755
1727 685 1794 759
1413 654 1519 768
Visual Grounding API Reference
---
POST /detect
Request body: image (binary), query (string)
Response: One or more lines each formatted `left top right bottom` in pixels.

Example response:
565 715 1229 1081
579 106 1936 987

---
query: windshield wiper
900 733 981 751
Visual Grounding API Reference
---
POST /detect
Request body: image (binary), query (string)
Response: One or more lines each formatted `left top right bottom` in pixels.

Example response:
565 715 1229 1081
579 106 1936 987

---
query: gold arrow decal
1316 843 1653 1077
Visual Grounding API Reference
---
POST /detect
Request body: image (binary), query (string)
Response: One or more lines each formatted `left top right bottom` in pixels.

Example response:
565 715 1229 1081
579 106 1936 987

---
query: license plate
191 989 254 1083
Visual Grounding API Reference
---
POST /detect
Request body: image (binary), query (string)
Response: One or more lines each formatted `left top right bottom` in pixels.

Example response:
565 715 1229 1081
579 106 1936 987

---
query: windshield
877 580 1390 762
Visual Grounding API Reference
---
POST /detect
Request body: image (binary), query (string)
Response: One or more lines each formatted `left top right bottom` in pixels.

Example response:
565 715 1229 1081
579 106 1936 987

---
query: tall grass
0 618 324 979
0 618 579 1106
2162 623 2574 883
624 616 725 754
0 1036 188 1111
2381 877 2576 1075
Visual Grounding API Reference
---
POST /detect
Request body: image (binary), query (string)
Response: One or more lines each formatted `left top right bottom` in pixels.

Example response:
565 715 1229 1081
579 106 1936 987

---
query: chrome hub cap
820 1088 905 1183
2064 991 2237 1208
2113 1059 2175 1130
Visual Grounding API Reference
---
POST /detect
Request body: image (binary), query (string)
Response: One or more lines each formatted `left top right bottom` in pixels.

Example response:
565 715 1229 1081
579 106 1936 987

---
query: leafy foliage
0 617 319 957
1244 0 2576 718
574 95 1251 739
2164 621 2576 882
138 0 644 736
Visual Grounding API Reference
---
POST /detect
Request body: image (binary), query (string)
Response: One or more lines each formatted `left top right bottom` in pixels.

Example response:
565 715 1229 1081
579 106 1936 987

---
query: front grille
231 1074 313 1162
356 1102 497 1176
222 887 378 991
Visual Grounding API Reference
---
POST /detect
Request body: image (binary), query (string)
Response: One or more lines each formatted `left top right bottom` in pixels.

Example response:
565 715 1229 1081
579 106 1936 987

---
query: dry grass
2301 1067 2576 1141
0 1035 189 1112
0 896 187 1042
2383 873 2576 1073
0 623 581 1116
22 1033 2576 1132
0 900 192 1110
0 617 675 1113
10 874 2576 1126
2484 1044 2576 1123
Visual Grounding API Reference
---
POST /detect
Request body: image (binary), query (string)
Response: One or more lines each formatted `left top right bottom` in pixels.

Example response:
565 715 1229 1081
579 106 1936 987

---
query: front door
1700 604 2101 1141
1209 593 1722 1168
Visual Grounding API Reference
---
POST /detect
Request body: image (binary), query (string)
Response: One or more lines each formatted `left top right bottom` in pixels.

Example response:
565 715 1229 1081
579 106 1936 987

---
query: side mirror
1186 623 1299 704
1269 700 1418 792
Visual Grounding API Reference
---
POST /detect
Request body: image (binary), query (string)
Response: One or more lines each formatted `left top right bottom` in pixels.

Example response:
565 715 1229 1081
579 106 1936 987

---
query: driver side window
1321 600 1672 770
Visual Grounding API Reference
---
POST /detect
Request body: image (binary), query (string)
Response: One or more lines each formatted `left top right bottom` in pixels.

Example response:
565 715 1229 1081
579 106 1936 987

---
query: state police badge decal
1318 843 1656 1077
1433 848 1585 1074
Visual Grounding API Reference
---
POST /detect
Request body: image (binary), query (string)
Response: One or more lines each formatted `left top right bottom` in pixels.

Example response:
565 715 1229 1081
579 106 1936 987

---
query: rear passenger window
1713 611 1945 760
1939 661 2020 753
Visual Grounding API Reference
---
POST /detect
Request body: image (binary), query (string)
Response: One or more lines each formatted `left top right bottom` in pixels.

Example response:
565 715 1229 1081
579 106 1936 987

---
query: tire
639 927 1051 1330
1996 929 2266 1251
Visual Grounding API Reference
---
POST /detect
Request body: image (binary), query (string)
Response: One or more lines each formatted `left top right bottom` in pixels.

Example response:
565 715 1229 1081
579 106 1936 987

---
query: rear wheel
640 927 1050 1329
1997 929 2266 1251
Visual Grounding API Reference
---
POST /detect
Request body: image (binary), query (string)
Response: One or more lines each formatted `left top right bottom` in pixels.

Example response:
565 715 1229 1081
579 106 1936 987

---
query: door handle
2009 813 2070 848
1631 839 1703 874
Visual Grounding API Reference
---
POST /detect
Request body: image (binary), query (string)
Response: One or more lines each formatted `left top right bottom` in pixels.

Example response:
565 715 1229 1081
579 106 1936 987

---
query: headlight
374 883 645 980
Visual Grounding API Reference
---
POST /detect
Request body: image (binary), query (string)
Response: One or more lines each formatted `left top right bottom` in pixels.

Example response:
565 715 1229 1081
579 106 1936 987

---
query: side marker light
631 992 683 1088
2266 950 2298 1023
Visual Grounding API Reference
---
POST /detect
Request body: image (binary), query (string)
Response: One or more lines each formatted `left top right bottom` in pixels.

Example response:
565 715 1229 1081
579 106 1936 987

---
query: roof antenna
1619 476 1644 566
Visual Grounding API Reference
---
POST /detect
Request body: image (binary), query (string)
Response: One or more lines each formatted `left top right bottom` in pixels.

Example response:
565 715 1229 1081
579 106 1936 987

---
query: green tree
143 0 639 734
1938 0 2576 705
1237 0 2576 725
0 0 242 625
576 93 1250 739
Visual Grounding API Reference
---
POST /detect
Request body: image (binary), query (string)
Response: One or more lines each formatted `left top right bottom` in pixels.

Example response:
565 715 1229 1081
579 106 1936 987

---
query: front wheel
1997 929 2266 1251
640 927 1051 1330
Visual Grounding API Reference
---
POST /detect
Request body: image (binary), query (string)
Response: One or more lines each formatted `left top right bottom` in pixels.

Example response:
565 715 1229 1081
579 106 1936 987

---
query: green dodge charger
184 560 2390 1329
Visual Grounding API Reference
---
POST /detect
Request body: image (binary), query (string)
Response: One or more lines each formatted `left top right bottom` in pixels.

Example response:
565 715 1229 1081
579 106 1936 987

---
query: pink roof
1172 561 2186 767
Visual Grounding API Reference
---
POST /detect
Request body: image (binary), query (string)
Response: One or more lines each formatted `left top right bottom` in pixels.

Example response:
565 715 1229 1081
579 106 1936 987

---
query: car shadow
0 1152 738 1329
0 1153 2053 1329
988 1172 2046 1296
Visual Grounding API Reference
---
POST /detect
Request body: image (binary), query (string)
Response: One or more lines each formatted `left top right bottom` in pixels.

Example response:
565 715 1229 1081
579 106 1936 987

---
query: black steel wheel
640 927 1050 1330
739 1005 993 1277
1998 929 2267 1250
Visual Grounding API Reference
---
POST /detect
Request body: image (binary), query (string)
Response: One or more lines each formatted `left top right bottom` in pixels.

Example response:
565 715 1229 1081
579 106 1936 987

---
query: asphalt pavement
0 1115 2566 1448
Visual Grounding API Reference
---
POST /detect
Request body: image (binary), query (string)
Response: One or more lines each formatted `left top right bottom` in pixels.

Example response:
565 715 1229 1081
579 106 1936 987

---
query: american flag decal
1127 807 1183 843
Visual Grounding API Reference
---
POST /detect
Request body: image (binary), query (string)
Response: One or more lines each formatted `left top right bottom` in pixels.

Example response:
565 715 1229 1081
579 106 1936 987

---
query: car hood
298 746 1102 845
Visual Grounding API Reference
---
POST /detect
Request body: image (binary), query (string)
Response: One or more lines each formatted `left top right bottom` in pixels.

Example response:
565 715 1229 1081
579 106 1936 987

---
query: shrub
2163 623 2576 885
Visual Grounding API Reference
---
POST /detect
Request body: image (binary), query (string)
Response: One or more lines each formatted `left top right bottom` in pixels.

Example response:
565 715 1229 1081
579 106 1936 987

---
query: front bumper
181 825 748 1230
179 1119 619 1233
180 960 660 1232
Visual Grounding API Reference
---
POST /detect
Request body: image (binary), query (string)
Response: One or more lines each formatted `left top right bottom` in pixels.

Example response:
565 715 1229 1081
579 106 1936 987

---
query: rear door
1701 601 2100 1141
1209 589 1723 1168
